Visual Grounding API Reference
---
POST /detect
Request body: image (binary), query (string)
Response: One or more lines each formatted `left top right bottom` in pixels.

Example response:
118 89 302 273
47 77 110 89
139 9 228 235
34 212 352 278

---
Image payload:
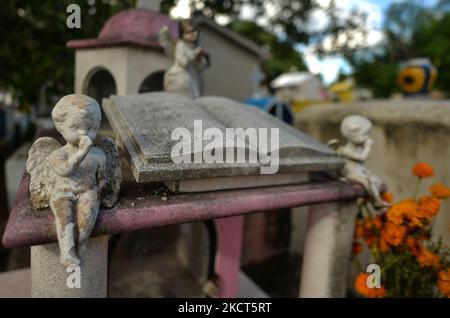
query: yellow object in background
291 100 331 113
398 58 437 96
292 100 314 113
398 67 426 93
329 80 353 102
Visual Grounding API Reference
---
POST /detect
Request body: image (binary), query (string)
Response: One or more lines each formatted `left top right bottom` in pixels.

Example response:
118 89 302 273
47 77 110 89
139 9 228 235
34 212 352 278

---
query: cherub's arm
339 139 373 162
358 138 373 161
50 137 92 177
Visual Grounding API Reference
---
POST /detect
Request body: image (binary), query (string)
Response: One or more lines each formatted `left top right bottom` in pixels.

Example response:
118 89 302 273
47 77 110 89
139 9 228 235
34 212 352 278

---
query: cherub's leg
50 193 80 266
368 176 390 208
350 175 379 204
76 190 100 243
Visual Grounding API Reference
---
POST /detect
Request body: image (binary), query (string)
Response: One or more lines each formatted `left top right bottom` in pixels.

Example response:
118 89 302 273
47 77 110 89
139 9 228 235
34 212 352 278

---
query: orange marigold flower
373 215 383 231
363 218 372 229
354 220 364 239
408 213 426 228
406 236 421 256
379 237 389 253
382 192 394 203
438 268 450 298
381 223 407 246
416 196 440 218
363 231 377 247
417 247 441 269
386 199 416 226
352 242 363 255
430 183 450 199
359 218 377 246
412 162 435 178
354 273 386 298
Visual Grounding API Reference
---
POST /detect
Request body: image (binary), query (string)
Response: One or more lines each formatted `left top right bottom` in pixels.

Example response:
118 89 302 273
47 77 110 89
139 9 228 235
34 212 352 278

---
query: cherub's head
341 115 372 145
52 94 101 146
180 19 199 44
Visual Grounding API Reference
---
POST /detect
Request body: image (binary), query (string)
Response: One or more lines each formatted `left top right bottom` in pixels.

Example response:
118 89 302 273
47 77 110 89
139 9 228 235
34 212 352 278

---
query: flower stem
413 177 422 199
352 257 364 272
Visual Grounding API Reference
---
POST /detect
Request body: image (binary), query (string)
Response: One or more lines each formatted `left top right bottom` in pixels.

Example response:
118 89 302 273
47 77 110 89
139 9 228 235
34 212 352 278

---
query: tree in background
414 1 450 93
0 0 136 112
226 20 306 88
161 0 369 87
350 0 450 97
1 0 367 110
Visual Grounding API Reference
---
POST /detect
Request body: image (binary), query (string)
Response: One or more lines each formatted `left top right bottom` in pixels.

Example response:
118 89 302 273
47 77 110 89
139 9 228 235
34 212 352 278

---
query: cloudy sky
170 0 440 84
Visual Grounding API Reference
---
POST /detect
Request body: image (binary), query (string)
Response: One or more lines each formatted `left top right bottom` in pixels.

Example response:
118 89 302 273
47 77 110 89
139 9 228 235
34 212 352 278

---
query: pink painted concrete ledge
2 174 366 249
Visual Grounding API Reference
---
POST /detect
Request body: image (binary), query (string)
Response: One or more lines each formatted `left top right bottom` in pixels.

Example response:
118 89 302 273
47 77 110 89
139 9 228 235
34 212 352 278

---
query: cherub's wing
95 136 121 209
26 137 61 209
327 138 340 150
159 25 175 58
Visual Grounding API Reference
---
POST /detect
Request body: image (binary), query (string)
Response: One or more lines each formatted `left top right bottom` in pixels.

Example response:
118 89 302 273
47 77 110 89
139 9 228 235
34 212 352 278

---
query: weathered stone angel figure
328 115 389 209
159 19 210 98
26 94 121 266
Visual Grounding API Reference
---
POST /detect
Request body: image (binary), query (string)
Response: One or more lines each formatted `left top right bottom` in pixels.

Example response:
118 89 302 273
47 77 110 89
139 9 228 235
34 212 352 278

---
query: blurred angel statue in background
159 19 211 98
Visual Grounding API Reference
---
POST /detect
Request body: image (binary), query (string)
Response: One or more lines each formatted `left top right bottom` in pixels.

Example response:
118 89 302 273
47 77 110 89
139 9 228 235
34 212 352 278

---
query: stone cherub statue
26 94 121 267
159 19 210 98
328 115 389 208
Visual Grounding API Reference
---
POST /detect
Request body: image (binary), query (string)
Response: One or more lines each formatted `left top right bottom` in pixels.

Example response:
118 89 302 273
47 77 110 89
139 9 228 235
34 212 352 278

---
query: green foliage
414 14 450 93
162 0 316 45
0 0 135 111
380 242 449 298
350 1 450 97
1 0 367 109
162 0 367 84
352 60 398 98
228 20 306 86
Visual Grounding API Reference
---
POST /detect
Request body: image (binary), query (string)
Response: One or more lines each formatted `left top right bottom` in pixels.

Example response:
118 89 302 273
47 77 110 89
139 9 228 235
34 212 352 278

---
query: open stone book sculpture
26 94 121 267
328 115 389 208
103 92 344 193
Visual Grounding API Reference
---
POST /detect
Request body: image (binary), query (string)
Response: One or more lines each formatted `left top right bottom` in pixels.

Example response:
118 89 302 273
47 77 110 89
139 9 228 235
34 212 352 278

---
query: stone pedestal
31 236 108 298
299 201 357 297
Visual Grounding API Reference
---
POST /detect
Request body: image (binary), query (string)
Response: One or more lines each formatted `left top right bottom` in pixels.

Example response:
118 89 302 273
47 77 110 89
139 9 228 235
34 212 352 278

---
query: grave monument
3 91 372 297
102 92 344 191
